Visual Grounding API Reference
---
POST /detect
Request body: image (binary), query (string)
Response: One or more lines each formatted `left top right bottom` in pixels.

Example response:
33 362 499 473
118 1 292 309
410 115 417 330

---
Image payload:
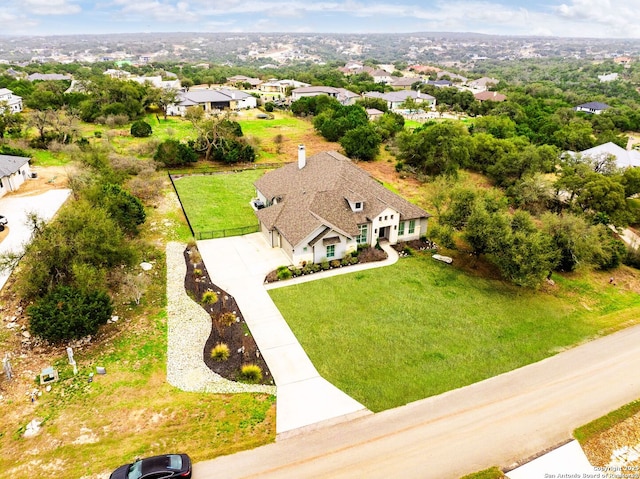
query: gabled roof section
575 142 640 168
576 101 610 111
254 151 430 247
0 154 30 177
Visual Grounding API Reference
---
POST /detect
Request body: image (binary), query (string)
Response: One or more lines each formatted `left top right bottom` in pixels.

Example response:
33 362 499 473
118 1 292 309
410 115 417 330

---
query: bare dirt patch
4 165 74 197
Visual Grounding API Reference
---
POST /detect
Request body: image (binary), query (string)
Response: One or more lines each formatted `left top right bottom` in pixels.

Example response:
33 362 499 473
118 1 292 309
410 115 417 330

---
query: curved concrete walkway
197 233 399 437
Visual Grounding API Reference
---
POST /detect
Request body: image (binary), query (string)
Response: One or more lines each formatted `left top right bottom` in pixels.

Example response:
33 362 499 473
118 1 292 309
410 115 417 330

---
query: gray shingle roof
0 154 30 177
255 151 430 247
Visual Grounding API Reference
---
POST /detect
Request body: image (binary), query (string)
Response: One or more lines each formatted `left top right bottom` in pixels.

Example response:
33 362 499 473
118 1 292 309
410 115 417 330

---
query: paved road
0 189 71 290
194 323 640 478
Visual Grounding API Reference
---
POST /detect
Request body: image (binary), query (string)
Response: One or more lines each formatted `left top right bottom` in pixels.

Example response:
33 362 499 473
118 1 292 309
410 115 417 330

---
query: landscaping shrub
154 139 198 167
330 260 341 268
321 261 330 270
239 364 263 383
27 285 113 342
0 145 29 157
264 102 275 112
130 120 152 137
194 268 202 276
218 312 237 327
276 265 292 280
210 343 230 361
403 246 415 256
202 291 218 304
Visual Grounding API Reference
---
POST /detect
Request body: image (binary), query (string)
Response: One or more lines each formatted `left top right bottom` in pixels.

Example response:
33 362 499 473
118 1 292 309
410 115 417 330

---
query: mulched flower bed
264 245 388 283
183 245 273 385
392 238 437 255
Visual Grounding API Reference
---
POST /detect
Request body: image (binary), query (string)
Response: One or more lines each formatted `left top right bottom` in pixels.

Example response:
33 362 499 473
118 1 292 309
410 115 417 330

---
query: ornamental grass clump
239 364 263 383
218 311 237 327
211 343 230 361
202 291 218 304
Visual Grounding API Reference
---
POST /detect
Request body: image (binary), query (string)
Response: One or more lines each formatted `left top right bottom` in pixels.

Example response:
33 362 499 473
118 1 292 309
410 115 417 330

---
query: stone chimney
298 144 306 169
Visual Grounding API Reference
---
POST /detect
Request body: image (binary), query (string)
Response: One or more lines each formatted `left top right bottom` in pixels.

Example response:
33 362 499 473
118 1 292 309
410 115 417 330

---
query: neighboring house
390 77 423 89
0 88 23 113
129 75 181 90
254 147 430 265
474 91 507 102
364 90 436 111
575 101 610 115
259 79 310 95
370 69 394 84
227 75 263 88
366 108 384 121
166 88 257 116
104 69 132 79
290 86 360 105
27 73 72 81
614 56 633 66
598 73 619 83
0 155 31 198
437 71 468 83
467 76 499 91
569 142 640 169
426 79 453 88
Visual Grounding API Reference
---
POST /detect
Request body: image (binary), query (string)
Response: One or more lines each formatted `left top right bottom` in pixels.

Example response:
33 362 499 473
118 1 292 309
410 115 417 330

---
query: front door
379 226 389 240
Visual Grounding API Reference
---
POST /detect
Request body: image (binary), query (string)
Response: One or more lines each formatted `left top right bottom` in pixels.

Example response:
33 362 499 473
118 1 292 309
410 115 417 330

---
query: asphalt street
194 323 640 478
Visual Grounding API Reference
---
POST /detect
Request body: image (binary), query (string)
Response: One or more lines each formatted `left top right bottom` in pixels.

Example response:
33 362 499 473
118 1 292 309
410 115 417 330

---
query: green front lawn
269 253 640 412
172 170 265 235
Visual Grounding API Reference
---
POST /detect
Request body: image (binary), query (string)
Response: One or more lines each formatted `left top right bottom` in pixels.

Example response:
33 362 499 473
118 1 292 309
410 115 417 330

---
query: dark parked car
0 215 7 231
109 453 192 479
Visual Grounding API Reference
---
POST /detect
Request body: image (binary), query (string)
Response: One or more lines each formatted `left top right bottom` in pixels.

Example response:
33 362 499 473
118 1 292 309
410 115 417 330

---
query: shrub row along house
253 146 430 265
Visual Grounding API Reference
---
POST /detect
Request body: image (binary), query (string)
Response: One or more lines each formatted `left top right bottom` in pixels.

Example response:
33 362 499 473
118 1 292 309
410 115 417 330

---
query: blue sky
1 0 638 37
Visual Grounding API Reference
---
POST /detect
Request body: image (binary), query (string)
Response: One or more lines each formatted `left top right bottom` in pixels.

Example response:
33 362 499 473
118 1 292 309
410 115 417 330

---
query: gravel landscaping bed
166 241 276 395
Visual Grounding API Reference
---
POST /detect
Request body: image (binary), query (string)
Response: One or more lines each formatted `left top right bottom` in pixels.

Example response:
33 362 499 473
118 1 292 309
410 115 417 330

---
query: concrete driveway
0 189 71 290
197 233 370 437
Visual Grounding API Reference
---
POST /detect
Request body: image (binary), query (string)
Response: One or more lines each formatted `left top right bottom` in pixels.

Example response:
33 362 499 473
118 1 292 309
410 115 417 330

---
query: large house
575 102 610 115
167 89 257 116
474 91 507 102
0 88 23 113
0 154 31 198
254 147 430 265
569 142 640 169
290 86 360 105
364 90 436 111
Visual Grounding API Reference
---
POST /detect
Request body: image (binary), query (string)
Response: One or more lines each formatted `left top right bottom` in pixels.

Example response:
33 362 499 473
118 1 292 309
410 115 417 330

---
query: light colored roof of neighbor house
468 76 499 87
574 142 640 168
0 154 30 177
175 88 252 106
364 90 435 103
27 73 72 81
391 77 423 87
254 151 430 247
576 101 610 111
474 91 507 102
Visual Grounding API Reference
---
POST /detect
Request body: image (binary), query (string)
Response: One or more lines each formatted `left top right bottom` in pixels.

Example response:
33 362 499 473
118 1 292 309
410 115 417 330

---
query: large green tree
396 121 472 177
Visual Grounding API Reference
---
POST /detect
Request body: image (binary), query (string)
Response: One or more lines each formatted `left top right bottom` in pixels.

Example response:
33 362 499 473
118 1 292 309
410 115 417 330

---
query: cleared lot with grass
270 252 640 412
172 170 265 235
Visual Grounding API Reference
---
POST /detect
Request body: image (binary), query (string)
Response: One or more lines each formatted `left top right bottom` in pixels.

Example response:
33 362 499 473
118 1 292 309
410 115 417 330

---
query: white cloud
554 0 640 36
21 0 81 15
112 0 199 23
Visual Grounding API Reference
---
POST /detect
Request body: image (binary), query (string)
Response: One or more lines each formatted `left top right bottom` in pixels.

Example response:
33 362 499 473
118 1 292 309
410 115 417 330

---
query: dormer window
348 199 363 212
